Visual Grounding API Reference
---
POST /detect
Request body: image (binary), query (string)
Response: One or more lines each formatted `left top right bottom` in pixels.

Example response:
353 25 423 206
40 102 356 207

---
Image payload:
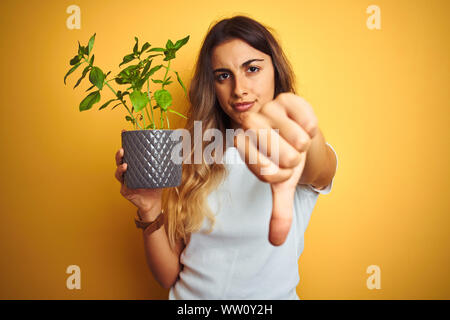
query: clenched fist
233 93 319 246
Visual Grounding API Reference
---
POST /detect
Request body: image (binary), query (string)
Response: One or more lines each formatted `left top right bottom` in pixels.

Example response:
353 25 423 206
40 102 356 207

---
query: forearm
140 207 182 289
298 128 336 188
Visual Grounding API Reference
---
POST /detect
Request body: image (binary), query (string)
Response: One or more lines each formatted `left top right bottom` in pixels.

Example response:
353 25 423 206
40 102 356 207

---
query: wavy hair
162 15 297 250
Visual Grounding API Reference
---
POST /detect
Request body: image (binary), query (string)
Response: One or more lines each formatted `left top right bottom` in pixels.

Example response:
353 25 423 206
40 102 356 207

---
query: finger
234 131 293 184
268 186 295 246
261 105 312 154
115 166 122 184
115 148 124 166
115 163 127 184
241 112 302 169
278 94 318 138
268 153 307 245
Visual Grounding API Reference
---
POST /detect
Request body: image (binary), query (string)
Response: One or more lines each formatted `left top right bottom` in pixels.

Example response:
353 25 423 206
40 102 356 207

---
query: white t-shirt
169 143 338 300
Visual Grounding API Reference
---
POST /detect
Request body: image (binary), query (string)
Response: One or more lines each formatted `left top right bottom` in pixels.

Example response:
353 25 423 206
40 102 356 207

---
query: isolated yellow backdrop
0 0 448 299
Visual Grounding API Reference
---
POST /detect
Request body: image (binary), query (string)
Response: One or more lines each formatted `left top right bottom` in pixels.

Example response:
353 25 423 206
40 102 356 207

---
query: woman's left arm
298 127 337 189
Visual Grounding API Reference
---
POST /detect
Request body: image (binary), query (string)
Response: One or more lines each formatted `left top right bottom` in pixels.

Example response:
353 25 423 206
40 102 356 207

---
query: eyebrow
213 59 264 73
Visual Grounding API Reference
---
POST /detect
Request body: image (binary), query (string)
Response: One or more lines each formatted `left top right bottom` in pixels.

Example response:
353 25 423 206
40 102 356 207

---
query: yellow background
0 0 448 299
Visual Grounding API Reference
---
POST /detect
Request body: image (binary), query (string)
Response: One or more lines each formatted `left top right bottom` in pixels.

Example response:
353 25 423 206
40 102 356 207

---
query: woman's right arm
138 206 185 289
115 140 184 289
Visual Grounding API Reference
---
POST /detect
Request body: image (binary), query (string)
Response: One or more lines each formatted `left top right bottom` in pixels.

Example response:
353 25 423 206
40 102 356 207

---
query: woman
115 15 337 299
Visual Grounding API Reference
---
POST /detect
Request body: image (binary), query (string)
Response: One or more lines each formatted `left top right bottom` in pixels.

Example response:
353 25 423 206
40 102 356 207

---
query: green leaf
89 66 105 90
118 64 139 82
85 84 95 92
146 54 163 60
174 35 189 50
76 40 89 56
116 90 130 99
77 41 84 56
111 102 122 110
163 76 172 85
87 33 96 55
135 78 147 91
129 90 149 112
89 54 95 65
166 39 175 49
147 47 165 52
168 108 187 119
147 65 163 77
73 65 91 89
154 89 172 111
163 49 176 61
133 37 139 55
79 90 101 111
151 79 163 84
115 77 129 85
125 115 135 124
64 62 82 84
121 64 140 74
98 98 117 110
174 70 187 96
140 71 153 85
119 53 135 67
140 42 150 54
141 59 152 77
70 55 81 66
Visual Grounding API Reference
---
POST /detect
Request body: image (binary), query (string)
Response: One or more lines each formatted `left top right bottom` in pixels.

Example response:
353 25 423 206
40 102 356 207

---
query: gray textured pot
121 129 183 189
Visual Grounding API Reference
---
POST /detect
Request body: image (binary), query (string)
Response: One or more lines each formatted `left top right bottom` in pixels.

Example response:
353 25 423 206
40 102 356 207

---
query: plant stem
142 111 146 129
166 112 170 129
137 56 152 130
162 60 171 90
168 108 187 119
158 60 171 130
145 107 153 129
146 79 157 129
105 81 143 130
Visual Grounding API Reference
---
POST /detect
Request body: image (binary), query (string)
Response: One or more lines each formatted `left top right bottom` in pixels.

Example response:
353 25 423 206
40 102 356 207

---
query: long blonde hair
162 15 297 250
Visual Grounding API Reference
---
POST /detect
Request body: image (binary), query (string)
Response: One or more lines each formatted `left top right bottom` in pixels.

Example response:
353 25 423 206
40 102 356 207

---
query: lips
233 101 255 112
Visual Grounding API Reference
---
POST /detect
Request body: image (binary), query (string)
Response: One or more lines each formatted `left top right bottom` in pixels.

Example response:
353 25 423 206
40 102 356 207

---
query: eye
216 73 230 81
248 66 260 73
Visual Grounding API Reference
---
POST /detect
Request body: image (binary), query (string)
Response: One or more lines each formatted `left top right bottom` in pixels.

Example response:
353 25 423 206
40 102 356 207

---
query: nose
233 73 249 98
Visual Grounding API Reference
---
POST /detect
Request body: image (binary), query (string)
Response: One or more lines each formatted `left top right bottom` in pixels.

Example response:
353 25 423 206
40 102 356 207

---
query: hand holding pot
115 131 163 220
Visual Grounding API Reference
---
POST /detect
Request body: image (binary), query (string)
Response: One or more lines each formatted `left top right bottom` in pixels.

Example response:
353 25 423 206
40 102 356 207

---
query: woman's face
211 38 275 129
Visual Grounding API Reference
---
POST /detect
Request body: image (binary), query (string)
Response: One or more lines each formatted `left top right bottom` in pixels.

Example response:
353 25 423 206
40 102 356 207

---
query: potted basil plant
64 33 189 189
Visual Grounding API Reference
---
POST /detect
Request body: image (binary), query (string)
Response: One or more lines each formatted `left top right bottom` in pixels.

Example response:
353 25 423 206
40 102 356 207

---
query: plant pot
121 129 183 189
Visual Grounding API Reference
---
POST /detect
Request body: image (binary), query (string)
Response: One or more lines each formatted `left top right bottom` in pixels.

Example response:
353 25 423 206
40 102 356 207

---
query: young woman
114 15 337 299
